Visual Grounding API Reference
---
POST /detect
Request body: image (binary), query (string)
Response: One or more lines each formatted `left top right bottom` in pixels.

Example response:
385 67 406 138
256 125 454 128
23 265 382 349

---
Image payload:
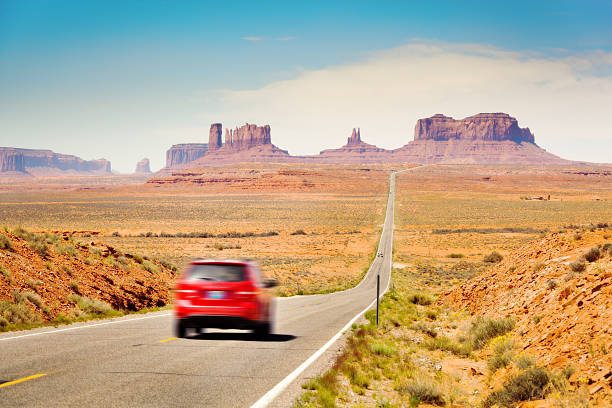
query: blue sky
1 0 611 172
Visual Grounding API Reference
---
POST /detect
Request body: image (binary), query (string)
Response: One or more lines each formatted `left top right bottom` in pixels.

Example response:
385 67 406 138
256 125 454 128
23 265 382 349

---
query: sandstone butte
134 157 151 174
0 147 111 176
438 229 611 403
161 113 572 171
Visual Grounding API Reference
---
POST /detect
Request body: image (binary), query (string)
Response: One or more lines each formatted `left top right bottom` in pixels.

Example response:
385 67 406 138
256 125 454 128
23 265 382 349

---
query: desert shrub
116 255 129 266
291 229 307 235
406 292 433 305
573 232 583 241
61 265 73 276
447 253 464 258
129 253 144 264
90 247 103 256
142 260 160 274
0 234 12 250
569 258 586 272
532 314 542 324
483 251 503 263
0 300 41 327
111 231 121 237
483 367 550 407
23 291 44 310
532 262 546 273
83 257 93 265
29 238 48 258
67 294 112 315
411 321 437 338
26 279 43 291
515 354 536 370
469 317 515 350
488 336 515 373
370 343 396 357
396 379 445 406
546 278 558 290
159 259 177 272
56 243 77 257
602 242 612 253
583 247 600 262
69 280 79 292
423 336 472 357
0 265 11 283
425 309 438 320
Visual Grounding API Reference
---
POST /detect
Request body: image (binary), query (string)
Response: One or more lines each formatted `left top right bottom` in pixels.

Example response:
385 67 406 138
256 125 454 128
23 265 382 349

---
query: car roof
190 259 252 266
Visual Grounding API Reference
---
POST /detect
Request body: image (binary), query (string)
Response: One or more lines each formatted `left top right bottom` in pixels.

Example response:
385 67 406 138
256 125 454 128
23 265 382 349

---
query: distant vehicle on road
174 259 277 337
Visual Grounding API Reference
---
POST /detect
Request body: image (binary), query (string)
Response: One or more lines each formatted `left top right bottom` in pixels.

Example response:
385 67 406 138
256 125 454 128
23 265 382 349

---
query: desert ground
297 164 611 407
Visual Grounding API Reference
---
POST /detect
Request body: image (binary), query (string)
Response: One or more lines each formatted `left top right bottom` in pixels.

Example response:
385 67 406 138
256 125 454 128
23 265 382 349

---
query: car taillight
175 289 197 298
233 285 258 301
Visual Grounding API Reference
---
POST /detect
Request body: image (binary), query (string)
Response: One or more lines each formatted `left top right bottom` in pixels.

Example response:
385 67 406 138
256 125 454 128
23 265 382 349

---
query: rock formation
159 113 575 171
0 148 111 175
134 158 151 174
414 113 535 143
224 123 272 151
165 144 208 168
208 123 222 150
0 149 26 173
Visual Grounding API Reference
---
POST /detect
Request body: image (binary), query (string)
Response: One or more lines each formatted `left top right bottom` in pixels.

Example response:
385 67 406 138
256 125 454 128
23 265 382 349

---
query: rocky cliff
134 158 151 174
165 144 208 168
208 123 222 150
224 123 272 151
0 149 26 173
0 148 111 175
317 128 390 163
414 113 535 143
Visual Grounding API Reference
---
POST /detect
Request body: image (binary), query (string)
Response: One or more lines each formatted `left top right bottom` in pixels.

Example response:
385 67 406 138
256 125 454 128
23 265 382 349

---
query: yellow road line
158 337 178 343
0 373 48 389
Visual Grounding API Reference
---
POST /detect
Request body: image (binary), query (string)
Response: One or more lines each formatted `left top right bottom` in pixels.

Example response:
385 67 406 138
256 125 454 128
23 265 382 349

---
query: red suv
174 260 276 337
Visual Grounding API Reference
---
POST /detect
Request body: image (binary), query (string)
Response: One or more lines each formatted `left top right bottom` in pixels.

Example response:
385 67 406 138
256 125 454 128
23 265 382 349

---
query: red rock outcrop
414 113 535 143
0 149 26 173
134 158 151 174
208 123 223 150
316 128 390 163
165 144 208 168
0 148 111 175
224 123 272 151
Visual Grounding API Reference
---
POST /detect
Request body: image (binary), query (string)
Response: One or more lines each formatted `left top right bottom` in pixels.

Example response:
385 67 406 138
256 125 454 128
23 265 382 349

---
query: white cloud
202 41 612 163
276 36 295 41
242 36 262 41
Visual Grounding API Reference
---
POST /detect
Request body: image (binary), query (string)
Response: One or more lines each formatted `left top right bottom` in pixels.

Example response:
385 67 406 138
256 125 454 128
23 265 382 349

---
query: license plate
206 291 225 299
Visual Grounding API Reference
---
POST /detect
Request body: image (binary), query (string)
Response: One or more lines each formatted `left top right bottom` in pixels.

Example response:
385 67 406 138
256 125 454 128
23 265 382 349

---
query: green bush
488 336 515 373
532 262 546 272
56 243 77 257
370 343 396 357
483 251 503 263
546 278 558 290
0 265 11 283
142 260 160 274
483 367 550 407
61 265 73 276
423 336 472 357
583 247 600 262
468 317 515 350
0 299 41 328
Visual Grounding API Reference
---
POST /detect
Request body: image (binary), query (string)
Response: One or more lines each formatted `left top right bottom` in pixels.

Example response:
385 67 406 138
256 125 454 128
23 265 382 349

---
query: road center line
0 373 48 388
0 312 172 342
158 337 178 343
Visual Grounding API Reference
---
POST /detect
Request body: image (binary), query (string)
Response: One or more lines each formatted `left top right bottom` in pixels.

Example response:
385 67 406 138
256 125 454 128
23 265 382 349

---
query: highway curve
0 170 404 408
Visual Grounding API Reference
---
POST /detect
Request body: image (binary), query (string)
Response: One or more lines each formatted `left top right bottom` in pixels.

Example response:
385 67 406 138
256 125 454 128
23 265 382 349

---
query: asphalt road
0 171 401 408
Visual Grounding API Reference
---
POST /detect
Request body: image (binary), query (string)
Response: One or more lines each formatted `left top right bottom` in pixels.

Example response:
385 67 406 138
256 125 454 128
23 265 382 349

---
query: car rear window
187 264 246 282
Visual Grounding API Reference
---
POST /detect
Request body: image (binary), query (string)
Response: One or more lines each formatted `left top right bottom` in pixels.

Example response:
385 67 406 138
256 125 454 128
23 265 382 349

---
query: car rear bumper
177 315 259 330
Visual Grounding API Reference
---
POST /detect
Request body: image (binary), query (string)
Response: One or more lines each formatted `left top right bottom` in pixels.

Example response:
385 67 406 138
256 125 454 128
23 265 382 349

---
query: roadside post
376 274 380 326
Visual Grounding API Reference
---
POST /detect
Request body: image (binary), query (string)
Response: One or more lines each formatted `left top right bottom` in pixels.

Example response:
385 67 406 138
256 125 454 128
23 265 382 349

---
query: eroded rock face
224 123 272 151
414 113 535 143
165 144 208 168
0 148 111 175
208 123 223 150
347 128 362 145
135 158 151 174
0 149 26 173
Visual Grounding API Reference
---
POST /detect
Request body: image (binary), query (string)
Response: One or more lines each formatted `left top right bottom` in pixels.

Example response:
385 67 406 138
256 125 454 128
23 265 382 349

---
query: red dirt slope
439 228 611 400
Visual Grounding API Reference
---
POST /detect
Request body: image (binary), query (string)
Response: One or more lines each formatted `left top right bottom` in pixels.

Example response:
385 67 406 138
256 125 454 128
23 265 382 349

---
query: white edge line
0 312 172 342
250 173 397 408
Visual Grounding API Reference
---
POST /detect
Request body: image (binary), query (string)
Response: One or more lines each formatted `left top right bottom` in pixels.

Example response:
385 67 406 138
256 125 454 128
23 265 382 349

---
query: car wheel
254 321 270 337
175 320 186 338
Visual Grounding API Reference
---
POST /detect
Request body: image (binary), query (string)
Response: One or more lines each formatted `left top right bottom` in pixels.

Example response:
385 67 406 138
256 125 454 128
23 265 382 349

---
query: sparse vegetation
487 335 515 373
0 234 12 250
483 251 503 263
67 294 113 315
406 292 433 305
482 366 550 407
447 253 464 258
569 258 586 272
397 379 445 406
291 229 308 235
0 265 12 284
583 246 600 262
468 316 515 350
532 262 546 272
546 278 558 290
